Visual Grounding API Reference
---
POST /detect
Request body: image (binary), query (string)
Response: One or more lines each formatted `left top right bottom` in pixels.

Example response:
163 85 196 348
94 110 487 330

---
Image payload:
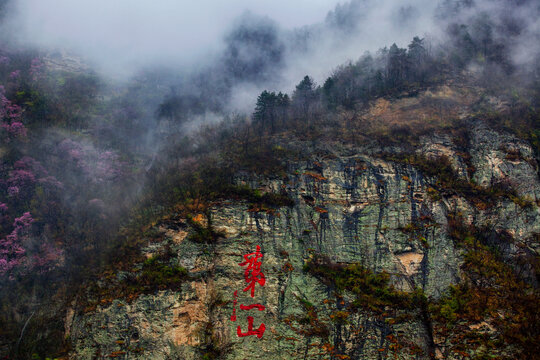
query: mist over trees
223 13 285 84
0 0 537 288
0 0 539 357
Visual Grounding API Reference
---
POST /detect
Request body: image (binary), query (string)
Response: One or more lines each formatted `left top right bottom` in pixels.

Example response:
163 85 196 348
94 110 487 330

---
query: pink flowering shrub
0 156 63 278
9 70 20 80
0 85 8 110
32 242 63 274
88 198 105 208
0 85 22 119
3 121 27 137
7 186 19 197
58 139 83 162
88 198 107 219
29 58 43 81
14 156 47 174
13 211 33 229
58 139 126 183
2 156 62 200
0 212 32 276
0 84 27 140
0 55 9 65
37 175 63 188
8 169 36 187
0 210 63 278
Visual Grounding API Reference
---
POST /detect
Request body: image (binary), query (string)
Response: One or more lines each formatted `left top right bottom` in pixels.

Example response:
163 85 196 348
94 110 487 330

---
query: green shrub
126 255 188 292
303 255 412 313
186 214 225 244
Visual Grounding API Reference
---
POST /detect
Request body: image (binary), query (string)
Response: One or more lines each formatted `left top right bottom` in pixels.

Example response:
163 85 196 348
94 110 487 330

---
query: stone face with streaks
68 127 540 359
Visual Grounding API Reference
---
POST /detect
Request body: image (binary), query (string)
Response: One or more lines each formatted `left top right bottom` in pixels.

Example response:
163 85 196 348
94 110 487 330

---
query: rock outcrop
68 123 539 359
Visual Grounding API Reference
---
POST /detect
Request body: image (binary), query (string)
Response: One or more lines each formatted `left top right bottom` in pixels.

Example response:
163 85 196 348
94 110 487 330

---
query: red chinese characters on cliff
231 245 266 338
239 245 266 297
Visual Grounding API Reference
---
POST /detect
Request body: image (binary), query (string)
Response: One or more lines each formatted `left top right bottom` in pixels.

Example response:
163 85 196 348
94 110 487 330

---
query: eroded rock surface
69 126 540 359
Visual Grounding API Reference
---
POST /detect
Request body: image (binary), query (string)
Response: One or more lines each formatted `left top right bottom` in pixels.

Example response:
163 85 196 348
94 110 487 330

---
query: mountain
0 0 539 359
63 83 540 360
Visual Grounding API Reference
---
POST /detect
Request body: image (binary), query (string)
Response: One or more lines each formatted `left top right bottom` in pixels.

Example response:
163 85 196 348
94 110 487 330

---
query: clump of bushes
303 255 414 313
293 295 330 338
225 184 294 208
186 213 225 244
83 253 189 312
133 255 188 290
429 214 540 359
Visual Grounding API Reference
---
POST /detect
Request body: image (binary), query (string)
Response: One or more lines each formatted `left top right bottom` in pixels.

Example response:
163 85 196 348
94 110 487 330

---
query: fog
4 0 340 77
3 0 442 85
2 0 538 97
1 0 537 139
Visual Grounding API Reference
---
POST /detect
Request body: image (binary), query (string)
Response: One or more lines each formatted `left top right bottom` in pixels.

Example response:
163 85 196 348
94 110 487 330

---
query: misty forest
0 0 539 359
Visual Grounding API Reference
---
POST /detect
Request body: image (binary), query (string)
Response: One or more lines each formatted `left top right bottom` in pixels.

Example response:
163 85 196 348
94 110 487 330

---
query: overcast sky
6 0 343 75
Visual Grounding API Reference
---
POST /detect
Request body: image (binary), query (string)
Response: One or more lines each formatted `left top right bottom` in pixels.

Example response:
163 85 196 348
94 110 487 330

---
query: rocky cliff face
67 122 539 359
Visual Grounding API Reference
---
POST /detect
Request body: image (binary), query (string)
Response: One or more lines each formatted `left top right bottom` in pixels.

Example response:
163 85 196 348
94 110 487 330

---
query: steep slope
67 87 540 359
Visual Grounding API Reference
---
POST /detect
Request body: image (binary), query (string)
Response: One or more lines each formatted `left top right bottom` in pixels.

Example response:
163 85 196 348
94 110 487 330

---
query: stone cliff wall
68 124 540 359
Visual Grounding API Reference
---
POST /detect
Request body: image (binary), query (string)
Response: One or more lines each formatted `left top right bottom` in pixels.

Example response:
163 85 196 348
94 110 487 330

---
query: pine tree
253 90 277 133
293 76 316 120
